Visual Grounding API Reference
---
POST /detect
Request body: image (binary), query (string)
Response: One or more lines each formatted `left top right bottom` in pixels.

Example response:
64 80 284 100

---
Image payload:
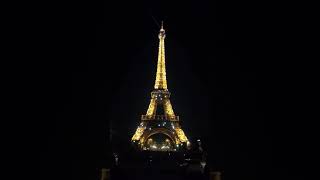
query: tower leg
210 171 221 180
100 168 110 180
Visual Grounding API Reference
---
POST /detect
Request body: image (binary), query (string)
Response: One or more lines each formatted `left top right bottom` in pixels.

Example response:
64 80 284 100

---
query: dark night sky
18 1 309 180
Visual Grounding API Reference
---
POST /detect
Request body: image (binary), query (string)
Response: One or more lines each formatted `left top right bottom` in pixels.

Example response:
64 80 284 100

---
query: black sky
18 1 308 180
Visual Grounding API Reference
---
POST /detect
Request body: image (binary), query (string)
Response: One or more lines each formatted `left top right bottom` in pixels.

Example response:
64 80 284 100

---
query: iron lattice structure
131 23 190 151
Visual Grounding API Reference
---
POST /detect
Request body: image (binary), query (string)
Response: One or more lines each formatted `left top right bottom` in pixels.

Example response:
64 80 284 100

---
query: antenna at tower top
161 21 164 29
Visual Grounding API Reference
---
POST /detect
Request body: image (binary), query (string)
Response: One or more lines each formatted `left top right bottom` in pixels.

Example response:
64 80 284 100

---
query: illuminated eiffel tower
132 22 190 151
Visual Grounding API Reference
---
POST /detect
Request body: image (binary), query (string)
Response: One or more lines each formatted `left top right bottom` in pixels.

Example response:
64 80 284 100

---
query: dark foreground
102 150 220 180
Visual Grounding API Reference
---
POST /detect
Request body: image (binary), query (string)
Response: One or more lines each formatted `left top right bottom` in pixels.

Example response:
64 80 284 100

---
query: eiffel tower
131 22 190 151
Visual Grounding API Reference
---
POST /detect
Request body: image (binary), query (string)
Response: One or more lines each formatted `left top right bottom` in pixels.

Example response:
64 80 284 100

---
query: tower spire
154 21 167 90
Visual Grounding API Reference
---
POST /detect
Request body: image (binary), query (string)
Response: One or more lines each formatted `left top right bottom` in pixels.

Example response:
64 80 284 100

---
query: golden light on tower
131 22 189 151
154 21 168 90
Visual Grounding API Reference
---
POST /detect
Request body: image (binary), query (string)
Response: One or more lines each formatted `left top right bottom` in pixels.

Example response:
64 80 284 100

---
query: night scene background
22 0 308 180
